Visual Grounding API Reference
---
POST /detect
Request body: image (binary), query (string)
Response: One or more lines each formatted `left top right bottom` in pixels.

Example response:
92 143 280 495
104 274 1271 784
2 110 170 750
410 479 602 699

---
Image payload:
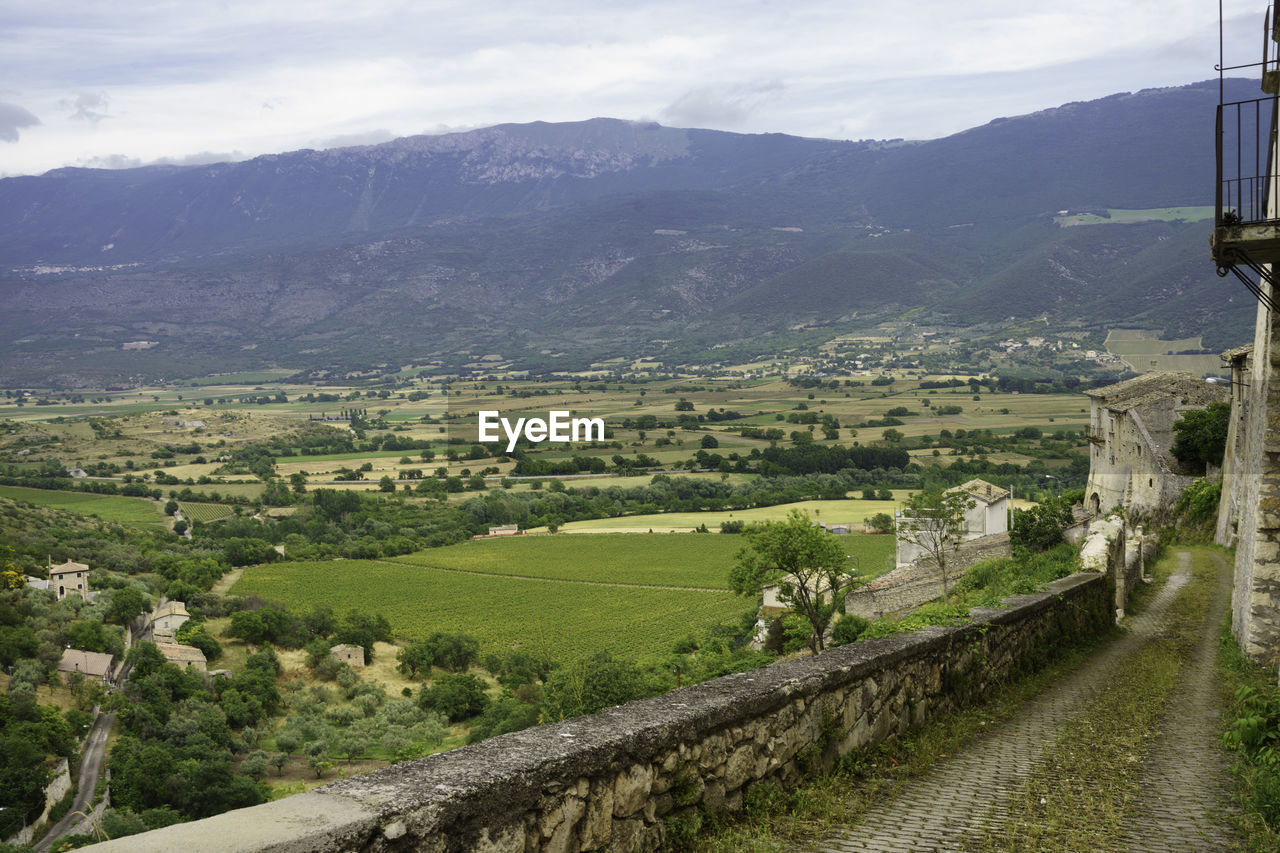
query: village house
330 643 366 668
156 642 208 672
57 649 113 685
1083 372 1226 519
895 479 1009 568
48 560 90 601
147 600 191 635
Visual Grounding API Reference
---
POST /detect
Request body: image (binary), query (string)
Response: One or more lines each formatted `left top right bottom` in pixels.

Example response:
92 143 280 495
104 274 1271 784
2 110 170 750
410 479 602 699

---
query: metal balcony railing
1216 97 1278 229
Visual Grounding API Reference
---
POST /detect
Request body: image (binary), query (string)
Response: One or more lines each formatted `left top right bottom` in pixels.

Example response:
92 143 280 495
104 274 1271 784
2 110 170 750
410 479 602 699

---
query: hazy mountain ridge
0 79 1260 385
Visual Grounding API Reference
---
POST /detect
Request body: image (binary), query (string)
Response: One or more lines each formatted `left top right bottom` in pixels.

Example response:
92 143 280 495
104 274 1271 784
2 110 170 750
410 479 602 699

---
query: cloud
78 149 247 170
62 91 109 122
315 129 395 148
661 80 785 128
0 101 40 142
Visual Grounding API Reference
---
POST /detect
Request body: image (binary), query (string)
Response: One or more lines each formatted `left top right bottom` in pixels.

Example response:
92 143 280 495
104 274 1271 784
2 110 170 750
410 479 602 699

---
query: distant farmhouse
330 643 366 668
1084 372 1226 519
48 560 90 601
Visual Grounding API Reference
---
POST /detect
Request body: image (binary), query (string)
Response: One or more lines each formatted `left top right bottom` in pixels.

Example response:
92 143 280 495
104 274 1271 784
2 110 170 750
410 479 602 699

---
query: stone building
156 642 208 672
330 643 365 667
1207 3 1280 664
48 560 90 601
895 478 1009 568
57 649 113 685
148 600 191 635
1082 372 1226 520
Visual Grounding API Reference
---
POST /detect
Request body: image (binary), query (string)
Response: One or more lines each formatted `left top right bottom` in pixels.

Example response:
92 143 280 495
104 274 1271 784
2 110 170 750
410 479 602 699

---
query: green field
0 485 166 530
231 532 899 661
385 533 896 588
179 501 236 523
232 555 743 661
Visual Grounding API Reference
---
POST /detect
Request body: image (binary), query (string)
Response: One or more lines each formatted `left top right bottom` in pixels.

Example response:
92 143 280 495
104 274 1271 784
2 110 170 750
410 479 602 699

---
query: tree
896 489 976 600
416 673 489 722
106 587 148 625
1171 401 1231 469
867 512 894 534
378 475 396 493
1010 497 1074 554
728 510 857 653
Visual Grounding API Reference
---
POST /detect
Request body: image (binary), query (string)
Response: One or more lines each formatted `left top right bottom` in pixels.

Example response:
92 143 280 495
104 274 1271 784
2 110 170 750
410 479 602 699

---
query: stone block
545 796 585 853
579 779 614 850
613 763 654 818
723 745 756 791
473 824 525 853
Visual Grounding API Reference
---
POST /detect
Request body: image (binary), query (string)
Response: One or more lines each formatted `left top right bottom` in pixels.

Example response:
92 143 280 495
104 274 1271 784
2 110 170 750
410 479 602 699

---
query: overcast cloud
0 0 1264 176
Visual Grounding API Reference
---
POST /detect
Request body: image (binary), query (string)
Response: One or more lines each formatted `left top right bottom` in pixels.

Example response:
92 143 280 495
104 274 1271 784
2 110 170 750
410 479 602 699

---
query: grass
230 542 752 662
670 548 1213 853
1217 599 1280 850
0 484 167 530
178 501 236 523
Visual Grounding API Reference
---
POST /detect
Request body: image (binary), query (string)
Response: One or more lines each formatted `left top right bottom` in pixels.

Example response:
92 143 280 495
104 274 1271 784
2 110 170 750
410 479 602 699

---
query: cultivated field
0 484 166 530
1104 328 1224 377
231 532 899 663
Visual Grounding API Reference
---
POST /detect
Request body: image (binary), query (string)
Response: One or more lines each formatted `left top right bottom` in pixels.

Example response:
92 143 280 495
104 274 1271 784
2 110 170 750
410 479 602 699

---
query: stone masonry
845 533 1010 621
82 571 1110 853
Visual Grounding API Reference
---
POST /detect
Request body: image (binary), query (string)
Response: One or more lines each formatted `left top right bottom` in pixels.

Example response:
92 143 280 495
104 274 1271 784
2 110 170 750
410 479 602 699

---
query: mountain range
0 78 1262 386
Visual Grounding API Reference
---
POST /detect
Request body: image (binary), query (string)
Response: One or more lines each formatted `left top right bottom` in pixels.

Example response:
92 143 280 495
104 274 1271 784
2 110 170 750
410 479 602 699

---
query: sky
0 0 1265 177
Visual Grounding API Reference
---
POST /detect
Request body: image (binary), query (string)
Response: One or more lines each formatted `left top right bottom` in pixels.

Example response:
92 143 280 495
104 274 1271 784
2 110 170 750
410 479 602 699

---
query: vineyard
231 556 747 661
388 531 896 588
231 532 898 661
179 501 236 523
388 534 742 589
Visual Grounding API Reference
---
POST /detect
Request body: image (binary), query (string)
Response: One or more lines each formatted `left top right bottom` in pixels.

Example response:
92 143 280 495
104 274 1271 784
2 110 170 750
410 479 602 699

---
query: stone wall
846 533 1011 620
4 756 71 847
1079 515 1154 618
82 571 1109 853
1228 286 1280 665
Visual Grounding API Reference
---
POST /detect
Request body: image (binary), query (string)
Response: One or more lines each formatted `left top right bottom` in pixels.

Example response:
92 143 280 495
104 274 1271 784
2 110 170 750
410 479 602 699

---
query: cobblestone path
796 550 1240 853
1118 552 1238 852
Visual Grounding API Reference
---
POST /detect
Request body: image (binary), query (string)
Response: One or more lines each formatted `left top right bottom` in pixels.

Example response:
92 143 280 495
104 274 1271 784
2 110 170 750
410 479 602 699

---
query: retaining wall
84 570 1110 853
845 533 1011 620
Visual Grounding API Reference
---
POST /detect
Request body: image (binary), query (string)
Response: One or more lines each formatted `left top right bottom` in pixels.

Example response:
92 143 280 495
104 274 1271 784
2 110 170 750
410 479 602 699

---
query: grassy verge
969 547 1215 851
1218 612 1280 850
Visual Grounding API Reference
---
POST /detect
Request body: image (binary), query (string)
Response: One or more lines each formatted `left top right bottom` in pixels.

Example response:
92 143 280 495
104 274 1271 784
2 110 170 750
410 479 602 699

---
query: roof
49 560 89 576
1221 343 1253 362
157 643 207 665
948 478 1010 504
1083 372 1225 412
151 601 190 620
58 648 113 678
330 644 363 654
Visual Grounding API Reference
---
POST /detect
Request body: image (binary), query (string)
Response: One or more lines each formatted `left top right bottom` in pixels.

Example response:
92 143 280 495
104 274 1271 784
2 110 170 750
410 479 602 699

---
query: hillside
0 79 1260 385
